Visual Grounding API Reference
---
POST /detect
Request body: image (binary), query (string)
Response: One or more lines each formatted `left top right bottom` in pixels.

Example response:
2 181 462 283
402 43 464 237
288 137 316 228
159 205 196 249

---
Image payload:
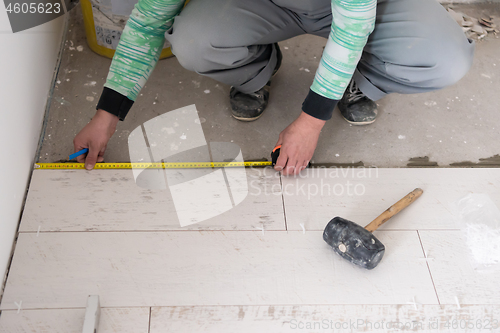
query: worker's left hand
274 111 325 175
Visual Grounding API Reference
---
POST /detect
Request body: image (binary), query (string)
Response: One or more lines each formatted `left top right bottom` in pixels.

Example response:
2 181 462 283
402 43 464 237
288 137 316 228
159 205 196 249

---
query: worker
73 0 474 175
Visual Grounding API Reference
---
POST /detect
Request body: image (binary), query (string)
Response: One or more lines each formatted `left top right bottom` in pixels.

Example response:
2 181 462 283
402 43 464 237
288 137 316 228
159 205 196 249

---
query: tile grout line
416 230 441 305
18 229 462 234
279 173 287 231
148 306 152 333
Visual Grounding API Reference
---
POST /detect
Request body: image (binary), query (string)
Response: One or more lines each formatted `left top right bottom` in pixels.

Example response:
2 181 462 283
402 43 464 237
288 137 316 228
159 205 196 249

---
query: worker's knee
388 36 475 91
430 37 475 89
166 21 211 73
166 14 245 73
373 0 476 91
169 41 206 73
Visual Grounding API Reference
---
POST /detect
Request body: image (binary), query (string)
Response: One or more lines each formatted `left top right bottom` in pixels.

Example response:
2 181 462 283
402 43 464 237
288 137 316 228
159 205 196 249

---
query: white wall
0 9 65 288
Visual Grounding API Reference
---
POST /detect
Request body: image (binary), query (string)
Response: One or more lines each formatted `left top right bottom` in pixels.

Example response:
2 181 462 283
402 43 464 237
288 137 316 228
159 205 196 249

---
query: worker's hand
274 111 325 175
73 109 119 170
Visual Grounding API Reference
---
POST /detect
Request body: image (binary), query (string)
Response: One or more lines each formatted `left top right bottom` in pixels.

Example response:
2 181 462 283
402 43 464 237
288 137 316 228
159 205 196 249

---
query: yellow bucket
80 0 176 59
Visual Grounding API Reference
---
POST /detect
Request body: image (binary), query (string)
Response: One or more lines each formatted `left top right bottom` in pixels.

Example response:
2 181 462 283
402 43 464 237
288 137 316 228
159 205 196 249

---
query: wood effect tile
0 307 149 333
419 230 500 305
1 231 436 309
281 168 500 231
20 168 284 231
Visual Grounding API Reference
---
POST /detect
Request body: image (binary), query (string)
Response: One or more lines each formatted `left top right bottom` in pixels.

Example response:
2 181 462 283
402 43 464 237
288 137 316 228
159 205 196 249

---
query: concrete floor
38 4 500 167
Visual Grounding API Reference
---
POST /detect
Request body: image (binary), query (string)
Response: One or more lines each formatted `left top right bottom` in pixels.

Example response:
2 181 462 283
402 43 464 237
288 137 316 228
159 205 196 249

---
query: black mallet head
323 217 385 270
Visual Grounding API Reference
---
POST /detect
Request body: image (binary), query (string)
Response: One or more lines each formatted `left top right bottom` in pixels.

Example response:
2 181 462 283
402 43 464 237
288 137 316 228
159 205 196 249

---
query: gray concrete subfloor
38 4 500 168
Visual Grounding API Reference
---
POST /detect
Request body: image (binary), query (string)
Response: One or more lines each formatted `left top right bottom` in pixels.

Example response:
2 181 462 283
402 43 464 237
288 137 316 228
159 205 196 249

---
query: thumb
84 143 100 170
273 134 285 171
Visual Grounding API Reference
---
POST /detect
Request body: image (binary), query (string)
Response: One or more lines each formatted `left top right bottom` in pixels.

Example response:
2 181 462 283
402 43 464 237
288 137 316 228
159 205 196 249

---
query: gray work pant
165 0 475 101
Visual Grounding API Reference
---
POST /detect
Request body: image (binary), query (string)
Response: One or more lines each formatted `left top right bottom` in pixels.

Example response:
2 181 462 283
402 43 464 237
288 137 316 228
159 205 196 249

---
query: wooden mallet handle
364 188 423 233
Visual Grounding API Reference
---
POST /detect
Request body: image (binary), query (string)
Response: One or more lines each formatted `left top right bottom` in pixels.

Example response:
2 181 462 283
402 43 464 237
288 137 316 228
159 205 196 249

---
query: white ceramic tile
419 230 500 305
0 230 436 309
20 167 285 231
281 168 500 231
150 305 500 333
0 307 150 333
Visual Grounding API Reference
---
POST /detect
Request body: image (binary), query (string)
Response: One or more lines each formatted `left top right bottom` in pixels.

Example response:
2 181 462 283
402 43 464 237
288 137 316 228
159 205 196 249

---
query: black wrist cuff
96 87 134 121
302 89 339 121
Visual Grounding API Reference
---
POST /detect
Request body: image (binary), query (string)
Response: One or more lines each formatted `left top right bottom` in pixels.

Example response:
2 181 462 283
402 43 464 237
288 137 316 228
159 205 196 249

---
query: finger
283 155 297 176
274 148 288 172
84 144 100 170
75 153 87 163
292 160 302 176
299 160 309 173
73 141 88 163
97 146 106 163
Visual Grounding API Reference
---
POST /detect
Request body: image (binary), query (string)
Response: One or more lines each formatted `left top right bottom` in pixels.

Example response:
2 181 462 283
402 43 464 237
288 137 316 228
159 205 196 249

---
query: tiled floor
1 168 500 332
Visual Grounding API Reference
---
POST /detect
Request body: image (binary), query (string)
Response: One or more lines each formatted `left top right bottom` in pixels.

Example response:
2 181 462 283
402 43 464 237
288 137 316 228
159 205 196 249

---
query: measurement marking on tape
34 161 273 169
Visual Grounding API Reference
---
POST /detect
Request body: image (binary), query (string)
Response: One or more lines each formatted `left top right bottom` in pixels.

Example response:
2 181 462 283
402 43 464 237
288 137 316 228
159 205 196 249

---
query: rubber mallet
323 188 423 269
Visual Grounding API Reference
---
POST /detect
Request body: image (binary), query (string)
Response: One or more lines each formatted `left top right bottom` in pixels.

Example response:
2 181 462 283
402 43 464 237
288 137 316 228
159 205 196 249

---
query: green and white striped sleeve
97 0 185 120
312 0 377 99
303 0 377 120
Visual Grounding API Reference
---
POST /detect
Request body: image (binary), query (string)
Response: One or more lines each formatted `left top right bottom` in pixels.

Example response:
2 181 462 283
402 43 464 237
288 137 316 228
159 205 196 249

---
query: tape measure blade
34 161 272 169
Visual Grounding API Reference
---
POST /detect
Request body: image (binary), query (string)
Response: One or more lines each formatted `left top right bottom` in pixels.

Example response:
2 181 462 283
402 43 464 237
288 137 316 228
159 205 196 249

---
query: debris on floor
447 7 499 40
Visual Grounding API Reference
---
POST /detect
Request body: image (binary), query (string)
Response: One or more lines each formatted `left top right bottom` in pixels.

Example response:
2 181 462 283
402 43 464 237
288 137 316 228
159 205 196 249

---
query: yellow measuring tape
34 161 272 169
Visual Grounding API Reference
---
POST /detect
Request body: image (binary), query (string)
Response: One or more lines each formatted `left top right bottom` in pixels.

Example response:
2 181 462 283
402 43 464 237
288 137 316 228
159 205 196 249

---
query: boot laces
346 80 365 103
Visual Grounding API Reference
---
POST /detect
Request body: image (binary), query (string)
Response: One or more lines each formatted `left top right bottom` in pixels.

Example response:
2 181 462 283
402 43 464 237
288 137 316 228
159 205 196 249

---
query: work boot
229 43 282 121
338 79 378 125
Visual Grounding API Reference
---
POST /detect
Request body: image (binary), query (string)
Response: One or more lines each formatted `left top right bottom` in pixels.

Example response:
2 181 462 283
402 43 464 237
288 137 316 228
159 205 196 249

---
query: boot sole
232 112 265 122
342 115 377 126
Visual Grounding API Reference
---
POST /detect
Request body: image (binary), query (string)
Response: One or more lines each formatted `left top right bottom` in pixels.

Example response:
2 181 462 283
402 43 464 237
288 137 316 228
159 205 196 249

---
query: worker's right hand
73 109 119 170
